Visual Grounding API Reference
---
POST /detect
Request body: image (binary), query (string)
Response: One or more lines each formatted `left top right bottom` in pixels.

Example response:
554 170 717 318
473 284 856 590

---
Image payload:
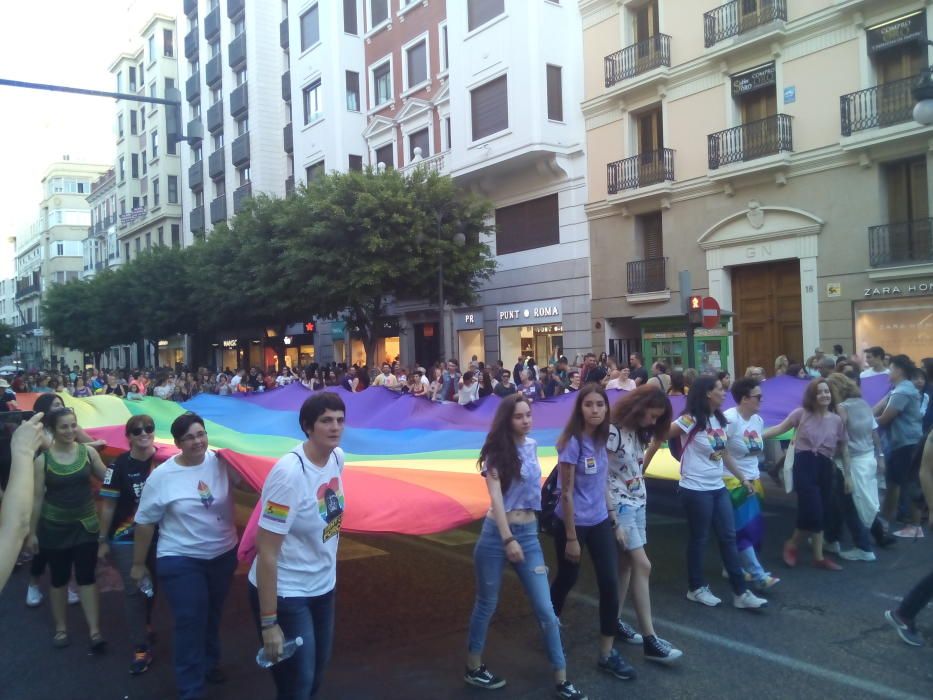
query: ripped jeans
467 518 565 670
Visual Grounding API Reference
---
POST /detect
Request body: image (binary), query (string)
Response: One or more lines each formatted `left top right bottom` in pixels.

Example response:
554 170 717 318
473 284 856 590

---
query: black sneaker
555 680 588 699
643 635 683 664
464 664 506 690
597 649 637 680
129 646 152 675
615 618 643 645
884 610 924 647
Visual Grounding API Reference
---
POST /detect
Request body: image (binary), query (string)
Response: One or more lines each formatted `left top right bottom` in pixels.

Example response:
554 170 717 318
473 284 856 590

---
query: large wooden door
731 260 802 374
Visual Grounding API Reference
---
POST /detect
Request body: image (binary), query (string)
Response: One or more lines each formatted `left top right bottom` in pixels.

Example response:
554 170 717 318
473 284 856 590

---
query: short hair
865 346 884 359
820 356 836 370
912 367 927 383
126 414 155 436
569 370 580 379
447 358 459 367
889 354 916 377
730 377 760 403
171 412 206 441
630 352 643 362
298 392 346 437
833 344 843 355
462 370 475 382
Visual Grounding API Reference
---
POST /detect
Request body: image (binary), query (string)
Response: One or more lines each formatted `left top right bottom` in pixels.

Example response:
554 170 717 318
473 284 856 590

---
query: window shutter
375 144 394 169
471 76 508 141
371 0 389 26
343 0 358 35
546 65 563 121
407 41 427 86
494 194 559 255
468 0 505 31
300 6 319 51
409 128 430 159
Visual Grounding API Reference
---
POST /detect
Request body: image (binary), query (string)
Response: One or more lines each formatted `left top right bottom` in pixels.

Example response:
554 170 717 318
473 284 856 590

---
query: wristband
260 613 278 629
502 536 517 548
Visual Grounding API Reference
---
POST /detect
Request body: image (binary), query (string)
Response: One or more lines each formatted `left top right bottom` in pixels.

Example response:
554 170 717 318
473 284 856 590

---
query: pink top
788 407 845 459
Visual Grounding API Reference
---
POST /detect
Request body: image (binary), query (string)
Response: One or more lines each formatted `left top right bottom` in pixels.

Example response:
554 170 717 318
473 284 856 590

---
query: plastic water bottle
138 575 154 598
256 636 303 668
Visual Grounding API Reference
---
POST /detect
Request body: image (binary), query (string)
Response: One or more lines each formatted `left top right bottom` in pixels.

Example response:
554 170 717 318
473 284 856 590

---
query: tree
293 168 496 366
0 322 15 358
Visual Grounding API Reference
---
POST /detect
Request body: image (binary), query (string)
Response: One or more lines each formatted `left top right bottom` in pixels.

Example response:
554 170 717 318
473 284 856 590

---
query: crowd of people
0 343 931 700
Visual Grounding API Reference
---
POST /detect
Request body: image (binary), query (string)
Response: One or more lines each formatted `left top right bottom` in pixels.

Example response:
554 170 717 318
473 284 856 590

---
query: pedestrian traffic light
688 295 703 325
164 86 190 146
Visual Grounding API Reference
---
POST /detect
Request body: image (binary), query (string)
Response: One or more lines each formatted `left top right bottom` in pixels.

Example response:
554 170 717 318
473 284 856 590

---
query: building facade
82 168 117 279
582 0 933 376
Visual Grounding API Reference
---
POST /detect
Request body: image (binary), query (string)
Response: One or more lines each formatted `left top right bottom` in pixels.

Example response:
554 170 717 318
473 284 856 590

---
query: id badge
584 457 597 475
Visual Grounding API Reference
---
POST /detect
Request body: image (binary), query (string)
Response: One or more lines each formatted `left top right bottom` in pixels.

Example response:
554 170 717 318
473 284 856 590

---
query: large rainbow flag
17 374 890 535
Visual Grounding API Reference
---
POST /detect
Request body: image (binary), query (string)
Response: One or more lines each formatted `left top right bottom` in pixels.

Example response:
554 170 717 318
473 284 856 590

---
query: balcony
189 160 204 190
190 205 205 234
204 7 220 41
283 123 293 153
184 28 198 60
227 0 244 20
209 148 225 179
210 196 227 224
281 70 291 101
228 32 246 70
185 71 201 103
703 0 786 48
285 176 295 197
230 82 248 118
205 54 222 88
398 150 448 176
207 100 224 133
184 0 197 17
233 183 252 213
605 34 671 88
869 219 933 268
15 283 41 300
231 133 250 167
627 258 668 296
187 118 203 145
16 321 38 334
607 148 675 194
280 18 289 49
840 74 920 137
708 114 792 169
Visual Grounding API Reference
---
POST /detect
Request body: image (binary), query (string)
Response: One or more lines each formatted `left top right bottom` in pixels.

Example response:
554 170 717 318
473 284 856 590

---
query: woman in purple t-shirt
549 384 636 682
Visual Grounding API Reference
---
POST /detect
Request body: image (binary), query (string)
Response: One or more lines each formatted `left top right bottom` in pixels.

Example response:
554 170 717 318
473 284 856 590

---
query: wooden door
740 89 778 160
634 1 659 71
884 157 930 261
731 260 802 374
638 107 664 184
876 45 926 126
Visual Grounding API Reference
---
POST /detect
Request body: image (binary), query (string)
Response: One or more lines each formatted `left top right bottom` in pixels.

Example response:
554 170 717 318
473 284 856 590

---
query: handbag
782 439 795 494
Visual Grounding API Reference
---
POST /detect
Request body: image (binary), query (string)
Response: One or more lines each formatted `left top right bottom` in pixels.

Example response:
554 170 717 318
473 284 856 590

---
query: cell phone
0 410 36 425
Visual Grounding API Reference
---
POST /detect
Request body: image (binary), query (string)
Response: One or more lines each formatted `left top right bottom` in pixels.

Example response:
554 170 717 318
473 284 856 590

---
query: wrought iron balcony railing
607 148 675 194
840 73 922 136
703 0 786 48
868 219 933 267
708 114 792 169
627 257 668 295
605 34 671 87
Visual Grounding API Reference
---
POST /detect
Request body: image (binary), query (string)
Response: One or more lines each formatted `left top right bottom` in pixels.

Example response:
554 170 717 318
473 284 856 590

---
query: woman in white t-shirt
250 392 347 699
131 412 243 700
668 376 767 611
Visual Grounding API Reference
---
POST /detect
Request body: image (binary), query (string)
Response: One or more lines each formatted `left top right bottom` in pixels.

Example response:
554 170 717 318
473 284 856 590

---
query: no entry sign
702 296 721 329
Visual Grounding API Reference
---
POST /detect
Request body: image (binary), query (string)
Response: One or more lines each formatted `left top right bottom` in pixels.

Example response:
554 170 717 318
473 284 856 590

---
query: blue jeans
468 519 565 670
248 584 336 699
158 549 238 700
679 486 748 595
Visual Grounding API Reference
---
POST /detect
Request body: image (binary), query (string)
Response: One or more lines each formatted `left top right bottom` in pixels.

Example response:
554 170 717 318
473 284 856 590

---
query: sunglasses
130 425 156 436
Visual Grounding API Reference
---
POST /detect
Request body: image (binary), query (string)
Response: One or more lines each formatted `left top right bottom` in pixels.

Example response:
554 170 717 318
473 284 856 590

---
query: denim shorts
615 504 647 550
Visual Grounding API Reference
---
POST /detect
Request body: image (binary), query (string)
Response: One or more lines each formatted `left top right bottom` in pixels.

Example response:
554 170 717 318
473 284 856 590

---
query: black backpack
538 465 560 536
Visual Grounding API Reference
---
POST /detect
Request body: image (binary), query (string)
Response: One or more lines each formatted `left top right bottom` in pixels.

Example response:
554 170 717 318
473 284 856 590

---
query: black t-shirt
104 384 126 398
100 452 154 542
584 366 607 385
630 366 649 385
494 382 516 398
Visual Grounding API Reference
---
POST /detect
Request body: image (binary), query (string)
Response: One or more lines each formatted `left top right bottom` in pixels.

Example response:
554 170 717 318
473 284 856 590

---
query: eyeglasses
749 394 763 400
179 431 208 443
130 425 156 436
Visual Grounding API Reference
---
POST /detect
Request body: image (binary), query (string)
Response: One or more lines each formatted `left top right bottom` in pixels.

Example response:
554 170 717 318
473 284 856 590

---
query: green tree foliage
0 322 16 357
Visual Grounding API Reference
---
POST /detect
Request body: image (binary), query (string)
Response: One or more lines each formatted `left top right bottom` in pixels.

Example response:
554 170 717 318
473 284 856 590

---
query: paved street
2 480 932 700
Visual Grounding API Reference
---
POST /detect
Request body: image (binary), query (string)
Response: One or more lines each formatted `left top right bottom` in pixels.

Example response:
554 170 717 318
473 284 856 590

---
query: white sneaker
733 590 768 609
26 584 43 608
67 587 80 605
686 586 721 607
838 548 877 562
822 541 841 554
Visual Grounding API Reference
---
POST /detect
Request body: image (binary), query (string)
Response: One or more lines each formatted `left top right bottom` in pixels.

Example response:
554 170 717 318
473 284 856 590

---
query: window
140 108 146 130
158 226 164 246
213 132 224 150
300 5 320 51
235 68 247 86
132 196 141 209
116 71 123 93
131 154 139 178
168 175 178 204
546 65 563 121
237 117 249 136
148 34 155 62
135 238 141 255
139 63 145 86
163 28 174 57
306 161 326 183
130 110 138 135
129 66 137 92
124 242 131 261
141 150 148 174
495 194 560 254
344 0 358 35
406 40 427 88
151 130 159 159
409 128 429 161
120 199 126 215
153 178 160 207
373 61 391 106
303 79 323 124
369 0 389 29
349 154 363 171
346 71 360 111
237 166 250 186
145 232 151 249
471 75 508 140
234 17 245 36
117 114 124 139
210 40 220 57
375 143 393 169
165 77 175 94
440 24 449 72
119 156 126 182
192 146 202 163
171 224 180 247
468 0 504 31
444 116 451 150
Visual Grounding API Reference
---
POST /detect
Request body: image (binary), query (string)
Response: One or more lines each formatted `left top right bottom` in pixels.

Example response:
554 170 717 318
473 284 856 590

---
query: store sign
867 13 926 54
863 281 932 297
496 300 562 327
731 63 776 97
119 207 147 225
157 339 169 347
454 309 484 331
222 339 237 349
376 317 399 337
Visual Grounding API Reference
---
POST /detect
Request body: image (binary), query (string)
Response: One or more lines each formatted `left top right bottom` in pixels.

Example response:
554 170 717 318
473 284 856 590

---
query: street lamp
913 67 933 125
435 211 465 364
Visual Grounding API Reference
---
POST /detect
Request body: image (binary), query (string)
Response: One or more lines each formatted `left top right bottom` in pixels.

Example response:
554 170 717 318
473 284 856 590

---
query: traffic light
688 295 703 325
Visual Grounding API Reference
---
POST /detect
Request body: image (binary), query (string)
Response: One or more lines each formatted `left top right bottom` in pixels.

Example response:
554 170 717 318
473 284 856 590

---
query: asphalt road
2 480 932 700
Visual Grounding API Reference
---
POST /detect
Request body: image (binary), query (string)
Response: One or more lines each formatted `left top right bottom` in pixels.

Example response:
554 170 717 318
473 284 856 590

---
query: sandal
89 633 107 653
53 631 70 648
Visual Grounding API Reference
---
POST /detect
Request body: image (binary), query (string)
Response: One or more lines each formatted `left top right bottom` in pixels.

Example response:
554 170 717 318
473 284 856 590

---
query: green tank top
39 443 99 549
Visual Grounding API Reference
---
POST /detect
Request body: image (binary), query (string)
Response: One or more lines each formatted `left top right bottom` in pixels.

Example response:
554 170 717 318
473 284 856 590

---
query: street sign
702 296 721 329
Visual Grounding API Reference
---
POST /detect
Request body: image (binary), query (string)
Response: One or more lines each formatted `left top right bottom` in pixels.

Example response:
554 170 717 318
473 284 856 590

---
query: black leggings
42 543 97 587
550 517 619 637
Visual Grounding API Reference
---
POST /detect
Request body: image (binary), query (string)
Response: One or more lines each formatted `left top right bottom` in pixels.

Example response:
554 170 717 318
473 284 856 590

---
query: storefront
455 309 484 364
371 317 400 367
635 309 730 374
157 335 186 368
217 337 241 371
854 282 933 360
281 322 316 368
331 321 347 365
497 300 563 365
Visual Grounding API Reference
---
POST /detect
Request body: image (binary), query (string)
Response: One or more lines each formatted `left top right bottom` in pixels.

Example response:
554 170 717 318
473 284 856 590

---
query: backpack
538 464 560 536
667 421 698 462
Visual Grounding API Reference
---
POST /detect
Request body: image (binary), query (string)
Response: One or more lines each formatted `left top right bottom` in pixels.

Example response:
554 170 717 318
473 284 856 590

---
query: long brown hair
477 395 529 495
556 383 610 451
801 378 838 413
611 385 671 446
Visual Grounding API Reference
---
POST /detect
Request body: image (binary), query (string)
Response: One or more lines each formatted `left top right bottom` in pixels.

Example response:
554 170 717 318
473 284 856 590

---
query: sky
0 0 174 278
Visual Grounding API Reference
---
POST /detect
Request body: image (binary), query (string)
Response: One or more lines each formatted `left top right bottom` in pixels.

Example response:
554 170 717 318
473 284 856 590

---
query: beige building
582 0 933 375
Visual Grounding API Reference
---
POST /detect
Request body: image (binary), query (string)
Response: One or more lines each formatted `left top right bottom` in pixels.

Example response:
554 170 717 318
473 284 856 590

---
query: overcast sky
0 0 173 278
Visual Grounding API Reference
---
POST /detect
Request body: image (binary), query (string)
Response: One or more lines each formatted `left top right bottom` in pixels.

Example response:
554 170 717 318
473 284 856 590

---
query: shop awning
331 321 347 339
632 298 734 320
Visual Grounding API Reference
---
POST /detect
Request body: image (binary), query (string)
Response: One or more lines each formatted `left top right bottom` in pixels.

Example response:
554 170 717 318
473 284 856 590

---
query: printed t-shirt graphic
743 429 763 454
198 480 215 508
263 501 290 524
318 477 344 543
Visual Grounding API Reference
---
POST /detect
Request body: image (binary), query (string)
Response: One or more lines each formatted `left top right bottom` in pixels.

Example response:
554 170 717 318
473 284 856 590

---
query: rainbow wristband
260 613 278 628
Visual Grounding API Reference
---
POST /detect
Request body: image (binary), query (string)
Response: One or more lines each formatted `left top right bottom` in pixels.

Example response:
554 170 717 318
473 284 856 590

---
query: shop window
494 194 559 254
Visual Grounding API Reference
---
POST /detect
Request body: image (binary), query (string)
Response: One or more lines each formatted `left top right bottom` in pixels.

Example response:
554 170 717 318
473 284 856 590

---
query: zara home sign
496 300 563 327
863 281 932 297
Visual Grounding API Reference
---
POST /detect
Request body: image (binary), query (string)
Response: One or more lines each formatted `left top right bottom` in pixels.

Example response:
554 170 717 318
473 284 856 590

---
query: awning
331 321 347 339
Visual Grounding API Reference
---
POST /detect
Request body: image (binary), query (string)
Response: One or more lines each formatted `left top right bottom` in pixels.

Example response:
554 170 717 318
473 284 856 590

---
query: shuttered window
495 194 560 255
370 0 389 27
471 75 508 141
546 65 563 121
468 0 504 31
409 128 430 160
343 0 358 35
300 5 319 51
375 143 394 169
406 40 427 88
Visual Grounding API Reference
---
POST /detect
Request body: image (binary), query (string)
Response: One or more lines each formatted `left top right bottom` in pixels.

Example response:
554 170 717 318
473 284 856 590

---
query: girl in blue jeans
465 395 587 700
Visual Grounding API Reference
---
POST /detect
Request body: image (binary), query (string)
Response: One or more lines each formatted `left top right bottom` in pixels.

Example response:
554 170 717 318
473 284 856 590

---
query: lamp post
913 43 933 125
435 210 466 364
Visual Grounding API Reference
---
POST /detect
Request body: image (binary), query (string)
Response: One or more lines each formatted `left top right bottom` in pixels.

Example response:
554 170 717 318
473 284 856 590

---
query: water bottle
138 575 154 598
256 636 303 668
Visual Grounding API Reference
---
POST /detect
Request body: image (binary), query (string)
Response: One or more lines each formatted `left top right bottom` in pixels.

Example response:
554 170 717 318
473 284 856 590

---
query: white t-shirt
458 382 479 405
230 375 243 388
674 414 728 491
248 447 345 597
723 408 764 481
860 367 889 378
606 425 647 509
135 450 240 559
